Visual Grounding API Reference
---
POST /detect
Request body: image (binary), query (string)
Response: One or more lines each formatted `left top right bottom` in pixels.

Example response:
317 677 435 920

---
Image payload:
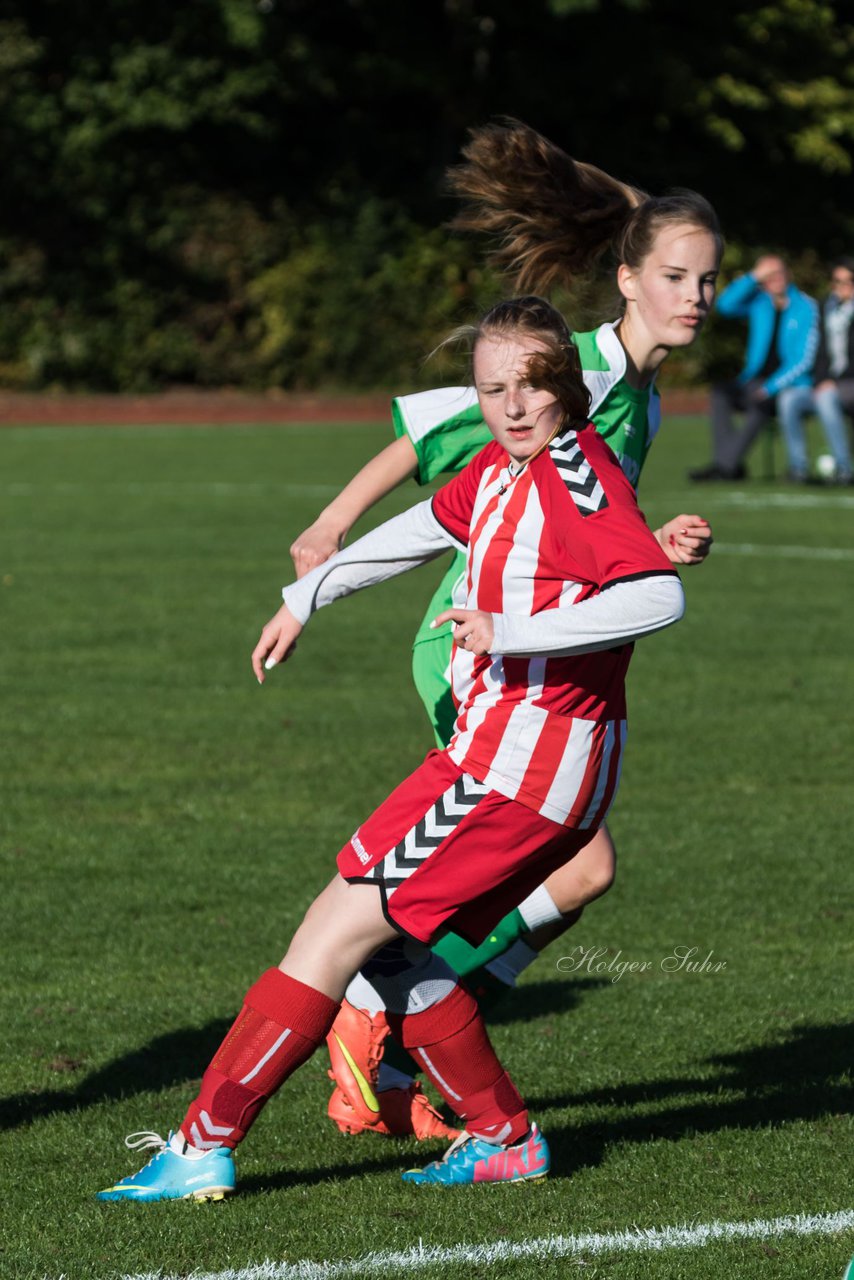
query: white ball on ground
815 454 836 479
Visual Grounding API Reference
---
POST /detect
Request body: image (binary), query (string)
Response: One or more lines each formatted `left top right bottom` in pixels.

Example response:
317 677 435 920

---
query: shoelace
123 1131 167 1153
439 1130 473 1163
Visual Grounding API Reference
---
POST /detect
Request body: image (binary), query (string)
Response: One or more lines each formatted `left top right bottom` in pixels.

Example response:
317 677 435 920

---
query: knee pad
346 938 459 1016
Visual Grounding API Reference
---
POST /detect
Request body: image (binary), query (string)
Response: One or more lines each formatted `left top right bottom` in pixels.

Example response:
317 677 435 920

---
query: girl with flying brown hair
293 119 723 1141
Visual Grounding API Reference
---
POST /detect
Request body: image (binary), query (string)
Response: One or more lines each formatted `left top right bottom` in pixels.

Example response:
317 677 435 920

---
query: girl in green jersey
291 121 721 1137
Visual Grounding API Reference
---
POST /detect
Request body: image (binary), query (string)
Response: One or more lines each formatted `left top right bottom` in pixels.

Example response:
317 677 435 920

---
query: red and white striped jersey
430 422 677 826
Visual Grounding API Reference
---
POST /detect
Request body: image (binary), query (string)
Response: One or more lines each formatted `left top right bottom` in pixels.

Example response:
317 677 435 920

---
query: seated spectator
689 255 818 481
776 257 854 484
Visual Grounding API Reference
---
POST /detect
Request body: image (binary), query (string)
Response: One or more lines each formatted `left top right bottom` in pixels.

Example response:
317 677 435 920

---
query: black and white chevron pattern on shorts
367 772 489 896
550 430 609 516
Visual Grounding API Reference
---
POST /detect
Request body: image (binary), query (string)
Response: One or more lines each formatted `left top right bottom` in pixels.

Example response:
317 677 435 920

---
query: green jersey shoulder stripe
392 387 483 486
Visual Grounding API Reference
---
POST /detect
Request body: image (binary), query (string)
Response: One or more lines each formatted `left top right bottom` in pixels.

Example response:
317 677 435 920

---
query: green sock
433 908 527 978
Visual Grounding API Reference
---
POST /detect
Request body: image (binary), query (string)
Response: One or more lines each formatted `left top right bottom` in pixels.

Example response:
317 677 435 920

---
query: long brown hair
448 118 722 292
442 295 591 429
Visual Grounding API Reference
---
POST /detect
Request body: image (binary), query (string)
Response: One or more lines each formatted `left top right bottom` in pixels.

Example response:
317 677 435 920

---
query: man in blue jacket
689 255 818 481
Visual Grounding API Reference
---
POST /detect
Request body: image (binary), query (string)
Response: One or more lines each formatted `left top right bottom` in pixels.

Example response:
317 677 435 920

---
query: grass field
1 415 852 1280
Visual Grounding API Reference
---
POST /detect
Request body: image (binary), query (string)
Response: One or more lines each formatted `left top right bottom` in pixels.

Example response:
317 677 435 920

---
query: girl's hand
252 603 304 683
656 515 713 566
290 521 344 579
431 608 495 656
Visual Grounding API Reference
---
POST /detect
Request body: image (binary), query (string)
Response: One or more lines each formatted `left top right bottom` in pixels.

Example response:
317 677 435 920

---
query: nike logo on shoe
333 1034 380 1113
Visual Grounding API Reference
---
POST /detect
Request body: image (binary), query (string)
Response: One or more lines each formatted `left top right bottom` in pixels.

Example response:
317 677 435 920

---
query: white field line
713 541 854 562
6 481 851 564
116 1209 854 1280
695 490 854 511
5 482 854 510
652 489 854 513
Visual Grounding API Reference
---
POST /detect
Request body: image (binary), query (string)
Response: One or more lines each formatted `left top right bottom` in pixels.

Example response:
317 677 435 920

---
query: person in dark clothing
776 257 854 484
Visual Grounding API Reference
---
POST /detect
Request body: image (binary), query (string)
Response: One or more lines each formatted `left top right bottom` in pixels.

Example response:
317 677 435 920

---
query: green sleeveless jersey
391 320 661 647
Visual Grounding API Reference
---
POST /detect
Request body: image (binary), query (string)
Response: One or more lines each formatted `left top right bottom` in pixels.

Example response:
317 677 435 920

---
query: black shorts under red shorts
337 749 592 945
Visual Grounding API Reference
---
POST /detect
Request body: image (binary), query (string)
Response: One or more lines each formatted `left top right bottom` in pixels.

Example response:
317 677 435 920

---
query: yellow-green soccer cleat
97 1131 236 1202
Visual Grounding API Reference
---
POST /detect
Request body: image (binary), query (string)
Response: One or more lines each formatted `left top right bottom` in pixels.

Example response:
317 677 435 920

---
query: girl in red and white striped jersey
98 297 683 1199
292 125 720 1081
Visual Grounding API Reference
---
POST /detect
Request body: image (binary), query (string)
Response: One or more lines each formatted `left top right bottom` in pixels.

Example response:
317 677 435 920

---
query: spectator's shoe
688 463 747 482
328 1080 460 1140
326 1001 389 1127
97 1132 235 1202
401 1123 550 1185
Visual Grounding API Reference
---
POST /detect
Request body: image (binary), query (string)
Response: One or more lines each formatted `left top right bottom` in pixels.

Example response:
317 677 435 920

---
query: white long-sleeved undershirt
281 499 684 656
282 499 456 623
491 575 684 657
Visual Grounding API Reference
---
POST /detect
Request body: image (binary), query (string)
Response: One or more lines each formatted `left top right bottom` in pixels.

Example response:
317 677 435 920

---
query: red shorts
337 750 592 945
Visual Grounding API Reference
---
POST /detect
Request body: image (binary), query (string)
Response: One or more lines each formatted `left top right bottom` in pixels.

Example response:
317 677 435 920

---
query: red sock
389 983 528 1145
182 968 339 1150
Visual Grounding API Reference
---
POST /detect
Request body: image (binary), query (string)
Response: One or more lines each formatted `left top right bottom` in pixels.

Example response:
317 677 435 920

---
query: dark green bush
0 1 850 392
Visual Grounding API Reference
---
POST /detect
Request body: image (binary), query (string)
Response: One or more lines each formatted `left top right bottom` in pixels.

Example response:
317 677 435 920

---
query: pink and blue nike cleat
401 1122 549 1185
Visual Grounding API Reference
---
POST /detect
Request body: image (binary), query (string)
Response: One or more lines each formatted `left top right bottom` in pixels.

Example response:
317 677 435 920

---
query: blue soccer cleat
401 1122 550 1185
97 1131 236 1202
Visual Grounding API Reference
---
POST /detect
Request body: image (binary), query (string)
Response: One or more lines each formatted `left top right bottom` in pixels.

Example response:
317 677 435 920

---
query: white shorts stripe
371 774 488 895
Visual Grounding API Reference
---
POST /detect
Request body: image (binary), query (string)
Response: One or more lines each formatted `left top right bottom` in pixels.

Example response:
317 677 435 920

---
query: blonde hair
448 118 722 293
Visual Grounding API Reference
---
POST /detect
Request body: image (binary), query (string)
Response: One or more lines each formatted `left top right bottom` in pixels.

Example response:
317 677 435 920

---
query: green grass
0 417 852 1280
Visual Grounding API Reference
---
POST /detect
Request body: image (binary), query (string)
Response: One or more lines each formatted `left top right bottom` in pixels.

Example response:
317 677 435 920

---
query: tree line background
1 0 852 393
